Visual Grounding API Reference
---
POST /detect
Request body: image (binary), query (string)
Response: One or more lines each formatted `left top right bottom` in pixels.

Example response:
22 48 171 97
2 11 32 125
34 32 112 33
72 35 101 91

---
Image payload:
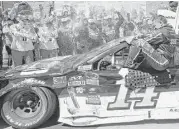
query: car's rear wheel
1 87 57 129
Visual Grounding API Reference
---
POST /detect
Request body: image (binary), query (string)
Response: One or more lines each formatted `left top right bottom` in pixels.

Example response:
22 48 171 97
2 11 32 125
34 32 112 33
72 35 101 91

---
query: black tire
1 87 57 129
40 87 57 122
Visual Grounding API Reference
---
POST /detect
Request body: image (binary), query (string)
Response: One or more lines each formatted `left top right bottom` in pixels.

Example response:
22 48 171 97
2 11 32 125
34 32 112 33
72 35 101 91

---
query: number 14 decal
107 86 160 110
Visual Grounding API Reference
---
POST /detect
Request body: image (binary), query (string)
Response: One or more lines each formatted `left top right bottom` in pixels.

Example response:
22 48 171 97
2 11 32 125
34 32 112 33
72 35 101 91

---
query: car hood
3 55 81 77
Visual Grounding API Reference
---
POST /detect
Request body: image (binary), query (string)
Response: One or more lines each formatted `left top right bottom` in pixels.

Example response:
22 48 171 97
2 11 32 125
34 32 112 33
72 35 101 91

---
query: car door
71 45 129 107
89 46 129 87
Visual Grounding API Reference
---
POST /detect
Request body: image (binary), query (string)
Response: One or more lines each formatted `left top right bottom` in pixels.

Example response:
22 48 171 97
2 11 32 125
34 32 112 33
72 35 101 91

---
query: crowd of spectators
0 1 174 69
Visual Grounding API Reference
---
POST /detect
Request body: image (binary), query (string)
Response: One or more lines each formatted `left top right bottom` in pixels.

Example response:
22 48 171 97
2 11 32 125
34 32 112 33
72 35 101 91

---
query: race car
1 36 179 129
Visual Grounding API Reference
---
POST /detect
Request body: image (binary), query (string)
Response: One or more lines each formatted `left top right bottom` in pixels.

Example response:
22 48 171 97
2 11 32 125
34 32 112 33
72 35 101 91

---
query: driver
100 55 112 70
100 54 124 70
125 15 176 71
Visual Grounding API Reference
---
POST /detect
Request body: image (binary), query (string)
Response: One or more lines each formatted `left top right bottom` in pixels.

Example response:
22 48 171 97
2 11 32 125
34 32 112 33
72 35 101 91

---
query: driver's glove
132 39 148 48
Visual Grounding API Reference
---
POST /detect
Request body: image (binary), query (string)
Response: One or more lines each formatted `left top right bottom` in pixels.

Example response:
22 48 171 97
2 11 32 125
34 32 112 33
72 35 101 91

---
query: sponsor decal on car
53 76 67 84
171 39 177 44
85 72 99 85
86 87 101 105
77 65 92 71
68 75 86 86
68 81 86 86
76 87 85 94
86 95 101 105
170 108 179 112
86 79 99 85
13 78 46 88
85 72 99 79
88 87 97 93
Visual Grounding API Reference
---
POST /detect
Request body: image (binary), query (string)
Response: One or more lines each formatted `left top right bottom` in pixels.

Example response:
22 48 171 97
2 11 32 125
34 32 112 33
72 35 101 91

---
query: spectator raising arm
114 12 124 39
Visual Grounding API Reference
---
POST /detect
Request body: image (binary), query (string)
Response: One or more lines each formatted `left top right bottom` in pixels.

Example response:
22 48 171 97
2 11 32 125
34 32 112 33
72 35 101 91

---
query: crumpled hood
4 55 77 77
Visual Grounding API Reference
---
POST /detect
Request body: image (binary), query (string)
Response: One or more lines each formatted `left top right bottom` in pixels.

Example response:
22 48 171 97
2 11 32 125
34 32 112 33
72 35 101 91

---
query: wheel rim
11 90 42 119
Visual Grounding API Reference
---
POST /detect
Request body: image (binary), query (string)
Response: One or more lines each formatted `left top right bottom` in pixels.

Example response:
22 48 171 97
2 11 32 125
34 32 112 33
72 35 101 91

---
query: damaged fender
0 78 53 97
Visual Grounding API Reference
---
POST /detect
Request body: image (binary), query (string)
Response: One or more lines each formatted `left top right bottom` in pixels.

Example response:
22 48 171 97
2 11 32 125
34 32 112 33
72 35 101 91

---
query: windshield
73 38 129 67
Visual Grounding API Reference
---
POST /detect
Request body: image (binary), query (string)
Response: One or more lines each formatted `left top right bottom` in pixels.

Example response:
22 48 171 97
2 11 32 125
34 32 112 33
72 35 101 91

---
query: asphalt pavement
1 117 179 129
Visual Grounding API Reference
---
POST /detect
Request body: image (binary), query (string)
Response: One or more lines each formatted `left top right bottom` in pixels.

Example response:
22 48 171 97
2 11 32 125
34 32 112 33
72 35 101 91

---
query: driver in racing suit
125 15 176 71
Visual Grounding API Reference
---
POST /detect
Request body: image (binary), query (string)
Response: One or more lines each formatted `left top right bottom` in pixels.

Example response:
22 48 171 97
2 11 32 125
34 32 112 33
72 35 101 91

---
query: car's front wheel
1 87 57 129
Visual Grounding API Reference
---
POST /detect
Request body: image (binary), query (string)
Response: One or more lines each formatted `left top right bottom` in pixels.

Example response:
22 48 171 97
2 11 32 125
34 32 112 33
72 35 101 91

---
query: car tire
1 86 57 129
40 87 57 122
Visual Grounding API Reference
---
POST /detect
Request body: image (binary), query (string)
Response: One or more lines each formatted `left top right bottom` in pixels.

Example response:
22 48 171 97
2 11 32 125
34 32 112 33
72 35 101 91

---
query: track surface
1 117 179 129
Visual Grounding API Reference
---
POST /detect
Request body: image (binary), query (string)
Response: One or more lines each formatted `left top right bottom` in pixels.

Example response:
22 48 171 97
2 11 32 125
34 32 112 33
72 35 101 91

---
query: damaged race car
1 36 179 129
